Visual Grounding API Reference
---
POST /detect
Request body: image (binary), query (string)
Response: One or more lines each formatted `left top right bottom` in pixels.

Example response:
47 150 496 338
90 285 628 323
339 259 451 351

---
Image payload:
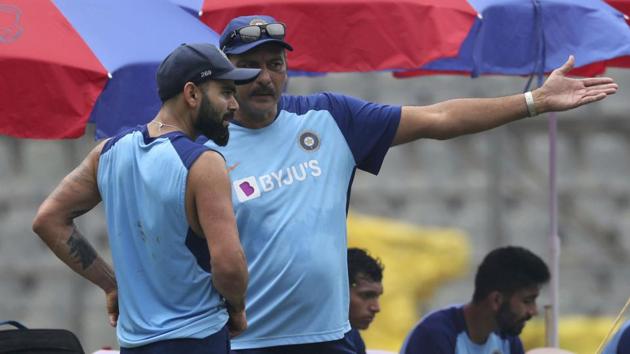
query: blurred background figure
347 248 385 354
400 246 550 354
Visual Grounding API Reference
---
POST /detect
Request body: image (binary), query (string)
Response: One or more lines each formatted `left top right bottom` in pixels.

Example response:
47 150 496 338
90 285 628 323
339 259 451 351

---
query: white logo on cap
200 70 212 78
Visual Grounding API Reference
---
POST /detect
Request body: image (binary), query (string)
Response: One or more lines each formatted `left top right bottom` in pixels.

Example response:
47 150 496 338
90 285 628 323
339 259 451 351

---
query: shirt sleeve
602 322 630 354
509 336 525 354
617 325 630 354
320 92 401 175
170 134 223 169
347 329 367 354
401 323 455 354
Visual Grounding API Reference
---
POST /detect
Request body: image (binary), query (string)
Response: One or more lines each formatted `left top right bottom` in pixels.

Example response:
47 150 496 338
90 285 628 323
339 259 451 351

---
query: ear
183 82 199 107
489 291 504 311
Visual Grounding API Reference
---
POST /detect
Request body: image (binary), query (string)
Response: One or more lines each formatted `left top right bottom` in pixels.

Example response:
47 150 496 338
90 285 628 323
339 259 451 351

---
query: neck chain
152 120 181 133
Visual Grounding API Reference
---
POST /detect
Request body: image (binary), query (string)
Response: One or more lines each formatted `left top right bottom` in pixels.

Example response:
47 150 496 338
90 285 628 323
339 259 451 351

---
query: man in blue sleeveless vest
33 43 260 353
205 15 618 353
400 246 550 354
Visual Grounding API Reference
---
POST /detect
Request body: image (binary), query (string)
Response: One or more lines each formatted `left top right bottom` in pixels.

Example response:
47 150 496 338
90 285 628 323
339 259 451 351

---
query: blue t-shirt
400 306 524 354
98 126 228 347
347 329 367 354
204 93 400 349
602 320 630 354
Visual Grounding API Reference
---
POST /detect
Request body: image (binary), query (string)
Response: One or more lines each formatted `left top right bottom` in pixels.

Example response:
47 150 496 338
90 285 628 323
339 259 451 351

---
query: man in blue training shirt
206 14 618 353
602 320 630 354
347 248 385 354
33 43 259 353
400 246 550 354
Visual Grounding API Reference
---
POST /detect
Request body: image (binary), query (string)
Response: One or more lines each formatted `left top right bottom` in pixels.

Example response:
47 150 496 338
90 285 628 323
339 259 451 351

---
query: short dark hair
472 246 550 303
348 248 384 284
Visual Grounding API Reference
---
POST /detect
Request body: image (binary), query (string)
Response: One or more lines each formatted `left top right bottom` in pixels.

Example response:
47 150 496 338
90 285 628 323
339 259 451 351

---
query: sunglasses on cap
223 23 286 48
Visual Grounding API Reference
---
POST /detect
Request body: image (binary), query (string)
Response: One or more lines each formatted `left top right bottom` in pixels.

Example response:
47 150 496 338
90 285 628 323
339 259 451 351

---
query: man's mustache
251 86 275 96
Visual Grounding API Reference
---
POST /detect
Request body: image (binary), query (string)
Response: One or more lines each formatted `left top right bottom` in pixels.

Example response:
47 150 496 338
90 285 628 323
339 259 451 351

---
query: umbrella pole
544 304 553 346
548 111 560 347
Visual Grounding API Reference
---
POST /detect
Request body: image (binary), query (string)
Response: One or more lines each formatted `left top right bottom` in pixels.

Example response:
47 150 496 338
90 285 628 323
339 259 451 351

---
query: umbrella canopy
574 0 630 75
0 0 220 139
608 0 630 68
394 0 630 78
173 0 479 73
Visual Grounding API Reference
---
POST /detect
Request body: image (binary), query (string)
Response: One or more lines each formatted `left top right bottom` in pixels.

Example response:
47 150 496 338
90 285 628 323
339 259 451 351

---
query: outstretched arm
188 151 248 337
393 55 619 145
32 141 118 326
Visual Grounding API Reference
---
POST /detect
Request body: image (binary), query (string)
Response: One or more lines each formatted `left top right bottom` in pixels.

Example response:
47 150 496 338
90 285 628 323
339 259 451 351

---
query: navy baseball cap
220 15 293 55
157 43 260 102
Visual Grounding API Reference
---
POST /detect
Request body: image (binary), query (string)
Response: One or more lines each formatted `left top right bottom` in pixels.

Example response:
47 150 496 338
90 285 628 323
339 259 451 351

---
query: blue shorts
232 331 359 354
121 326 229 354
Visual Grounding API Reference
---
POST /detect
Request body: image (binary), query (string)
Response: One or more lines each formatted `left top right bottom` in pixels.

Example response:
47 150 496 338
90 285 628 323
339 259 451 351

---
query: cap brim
224 38 293 55
214 67 261 85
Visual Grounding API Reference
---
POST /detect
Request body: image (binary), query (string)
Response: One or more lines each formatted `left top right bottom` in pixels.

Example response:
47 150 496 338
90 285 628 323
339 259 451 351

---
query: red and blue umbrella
4 1 627 139
574 0 630 75
171 0 479 73
177 0 630 76
0 0 220 139
394 0 630 78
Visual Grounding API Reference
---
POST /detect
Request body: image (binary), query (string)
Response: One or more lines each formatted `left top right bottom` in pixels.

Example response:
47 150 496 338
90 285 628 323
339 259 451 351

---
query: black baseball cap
157 43 260 102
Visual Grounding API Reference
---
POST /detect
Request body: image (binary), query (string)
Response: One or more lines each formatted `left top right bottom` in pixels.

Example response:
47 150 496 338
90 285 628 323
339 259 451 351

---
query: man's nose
370 300 381 313
528 304 538 317
255 67 272 84
228 95 239 111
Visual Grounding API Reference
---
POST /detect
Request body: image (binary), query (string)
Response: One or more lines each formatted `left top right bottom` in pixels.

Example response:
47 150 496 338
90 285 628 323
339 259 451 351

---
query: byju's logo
233 176 261 202
233 160 322 203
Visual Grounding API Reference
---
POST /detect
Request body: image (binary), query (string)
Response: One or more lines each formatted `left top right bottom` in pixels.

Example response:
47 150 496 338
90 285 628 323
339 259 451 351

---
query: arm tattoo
50 160 98 204
66 226 97 270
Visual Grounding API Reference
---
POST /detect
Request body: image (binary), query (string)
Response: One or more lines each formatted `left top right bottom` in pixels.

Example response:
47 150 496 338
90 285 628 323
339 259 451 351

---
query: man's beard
495 301 530 336
195 94 230 146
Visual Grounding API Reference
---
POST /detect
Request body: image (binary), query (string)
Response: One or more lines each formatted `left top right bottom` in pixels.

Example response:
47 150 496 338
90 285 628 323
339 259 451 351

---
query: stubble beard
196 94 230 146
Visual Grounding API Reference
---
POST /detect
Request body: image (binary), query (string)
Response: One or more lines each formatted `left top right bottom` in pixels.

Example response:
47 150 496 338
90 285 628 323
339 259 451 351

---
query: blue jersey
204 93 400 349
98 126 228 348
602 320 630 354
347 329 367 354
400 306 524 354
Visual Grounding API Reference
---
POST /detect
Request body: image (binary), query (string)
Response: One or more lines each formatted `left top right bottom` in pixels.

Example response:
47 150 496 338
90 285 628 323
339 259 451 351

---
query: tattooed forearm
66 226 97 270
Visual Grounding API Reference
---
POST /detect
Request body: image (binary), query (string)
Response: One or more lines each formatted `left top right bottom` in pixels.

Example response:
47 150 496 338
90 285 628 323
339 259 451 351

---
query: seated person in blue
400 246 550 354
347 248 384 354
602 319 630 354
